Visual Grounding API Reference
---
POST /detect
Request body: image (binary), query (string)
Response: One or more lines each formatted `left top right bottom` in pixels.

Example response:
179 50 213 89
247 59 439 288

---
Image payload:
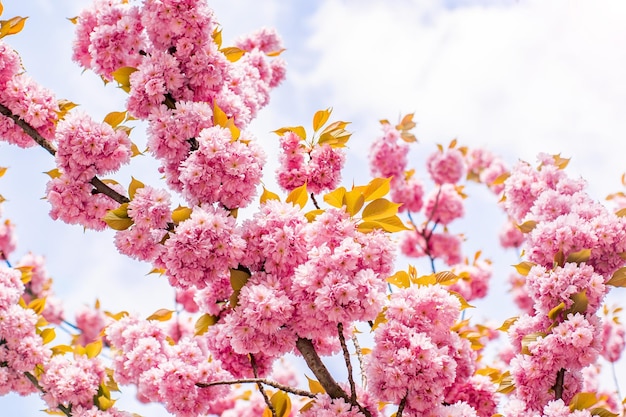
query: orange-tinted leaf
362 177 391 201
171 205 192 223
386 271 410 288
195 313 218 336
85 340 103 358
607 267 626 287
111 67 137 93
313 108 331 132
103 111 126 128
221 46 245 62
146 309 173 321
362 198 401 222
343 188 365 217
128 177 144 200
286 183 308 209
324 187 346 208
260 187 280 204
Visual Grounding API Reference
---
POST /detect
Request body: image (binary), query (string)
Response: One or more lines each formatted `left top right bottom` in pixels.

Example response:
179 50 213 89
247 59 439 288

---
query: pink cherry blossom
427 146 466 185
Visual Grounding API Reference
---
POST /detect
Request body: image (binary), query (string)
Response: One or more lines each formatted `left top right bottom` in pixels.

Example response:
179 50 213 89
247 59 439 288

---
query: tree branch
397 394 408 417
24 371 73 417
250 354 277 417
196 378 315 398
553 368 565 400
0 102 130 205
337 323 357 403
351 331 367 388
0 103 57 156
296 337 373 417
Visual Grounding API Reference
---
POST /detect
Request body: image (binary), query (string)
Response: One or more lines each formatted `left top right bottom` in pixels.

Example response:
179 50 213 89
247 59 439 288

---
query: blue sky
1 0 626 415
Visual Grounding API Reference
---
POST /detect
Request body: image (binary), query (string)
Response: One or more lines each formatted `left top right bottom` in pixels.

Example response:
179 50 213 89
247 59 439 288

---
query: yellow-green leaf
260 187 280 204
194 313 218 336
386 271 410 288
568 291 588 315
496 316 519 332
128 177 144 200
40 328 56 344
435 271 459 285
513 261 535 276
567 248 591 264
496 371 515 394
607 267 626 287
306 375 326 394
590 407 619 417
212 28 222 48
491 172 511 186
172 205 192 224
130 142 143 157
448 290 474 310
343 188 365 217
103 111 126 128
111 67 138 93
147 308 173 321
0 16 28 38
85 340 103 358
266 390 291 417
104 206 133 231
67 16 79 24
104 310 129 321
362 198 401 222
362 177 391 201
44 168 61 179
358 216 409 233
371 307 387 331
569 392 598 411
221 46 245 62
213 102 229 128
548 302 565 321
313 108 331 132
521 332 544 355
97 394 115 411
51 344 74 355
414 273 437 286
517 220 537 233
286 183 308 209
305 209 324 222
324 187 346 208
28 298 46 315
274 125 306 140
230 268 251 291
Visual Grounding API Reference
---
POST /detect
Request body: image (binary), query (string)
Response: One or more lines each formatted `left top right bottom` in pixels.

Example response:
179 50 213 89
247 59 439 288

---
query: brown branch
0 102 130 205
397 394 408 417
89 177 130 204
24 371 73 417
296 337 373 417
0 103 57 156
196 378 315 398
250 354 277 417
310 192 320 209
553 368 565 400
351 331 367 388
337 323 357 403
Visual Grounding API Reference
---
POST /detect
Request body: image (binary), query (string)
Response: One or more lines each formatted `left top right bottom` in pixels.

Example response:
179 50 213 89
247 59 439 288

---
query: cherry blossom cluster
366 284 494 416
277 131 346 194
114 185 171 262
106 315 231 416
0 266 51 396
500 154 626 415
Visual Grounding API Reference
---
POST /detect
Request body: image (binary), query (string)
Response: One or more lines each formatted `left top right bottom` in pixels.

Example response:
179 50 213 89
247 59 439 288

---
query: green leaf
362 198 402 222
286 183 308 209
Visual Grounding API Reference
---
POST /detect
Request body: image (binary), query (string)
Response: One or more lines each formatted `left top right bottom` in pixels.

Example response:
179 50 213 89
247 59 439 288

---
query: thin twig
310 193 320 209
337 323 357 403
250 354 277 417
196 378 315 398
351 331 367 388
24 372 73 417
